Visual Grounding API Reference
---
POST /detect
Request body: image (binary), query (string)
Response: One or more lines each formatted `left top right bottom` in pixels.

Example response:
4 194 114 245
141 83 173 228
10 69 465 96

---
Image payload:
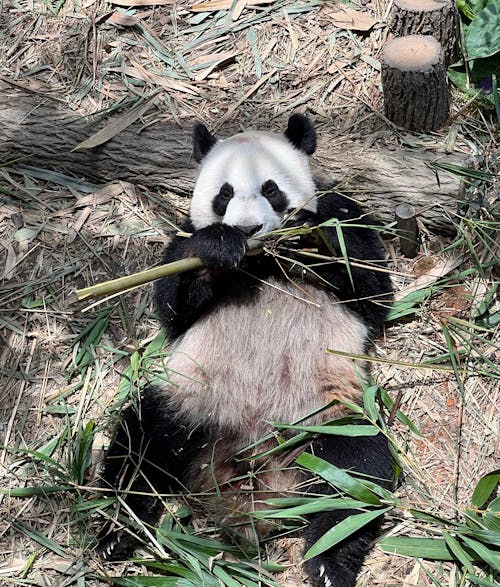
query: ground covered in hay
0 0 498 586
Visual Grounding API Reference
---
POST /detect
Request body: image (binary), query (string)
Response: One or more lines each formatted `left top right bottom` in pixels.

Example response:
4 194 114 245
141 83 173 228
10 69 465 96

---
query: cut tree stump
389 0 460 65
1 87 466 235
381 35 450 132
395 203 419 258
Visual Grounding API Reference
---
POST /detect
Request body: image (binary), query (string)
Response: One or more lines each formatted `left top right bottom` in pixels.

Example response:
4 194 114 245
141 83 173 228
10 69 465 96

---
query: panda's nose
234 224 263 237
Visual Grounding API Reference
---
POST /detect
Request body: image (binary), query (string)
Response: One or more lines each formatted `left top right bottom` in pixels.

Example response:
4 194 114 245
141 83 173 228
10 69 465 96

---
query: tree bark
382 35 450 132
1 87 465 234
389 0 460 65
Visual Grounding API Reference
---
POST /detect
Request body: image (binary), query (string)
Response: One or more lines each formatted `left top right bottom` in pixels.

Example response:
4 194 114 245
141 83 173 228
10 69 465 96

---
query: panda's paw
306 557 356 587
187 224 247 270
97 529 139 561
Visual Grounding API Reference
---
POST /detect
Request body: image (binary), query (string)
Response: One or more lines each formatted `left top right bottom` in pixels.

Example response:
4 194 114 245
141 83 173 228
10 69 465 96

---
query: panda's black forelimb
155 222 248 336
304 433 394 587
97 387 207 560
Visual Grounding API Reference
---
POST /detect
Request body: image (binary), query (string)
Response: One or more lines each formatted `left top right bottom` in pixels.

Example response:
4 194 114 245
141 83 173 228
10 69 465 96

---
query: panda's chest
165 278 367 431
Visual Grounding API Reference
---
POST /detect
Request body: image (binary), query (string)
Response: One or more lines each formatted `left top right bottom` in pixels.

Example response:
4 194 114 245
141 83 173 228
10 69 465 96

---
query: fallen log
1 87 466 234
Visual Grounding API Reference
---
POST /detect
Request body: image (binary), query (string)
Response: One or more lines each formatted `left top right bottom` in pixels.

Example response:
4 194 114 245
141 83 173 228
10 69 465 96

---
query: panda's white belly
165 278 368 438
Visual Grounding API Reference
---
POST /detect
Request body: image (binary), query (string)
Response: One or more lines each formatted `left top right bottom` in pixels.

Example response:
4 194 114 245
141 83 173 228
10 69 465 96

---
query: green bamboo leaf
296 453 381 504
409 509 457 526
363 384 379 422
113 579 196 587
273 422 379 436
464 529 500 547
72 497 116 512
483 513 500 532
0 485 71 497
488 497 500 511
465 575 500 586
212 564 246 587
304 507 390 559
378 537 455 560
465 2 500 60
11 521 67 557
333 222 354 290
461 536 500 570
443 532 476 574
254 497 368 519
471 469 500 508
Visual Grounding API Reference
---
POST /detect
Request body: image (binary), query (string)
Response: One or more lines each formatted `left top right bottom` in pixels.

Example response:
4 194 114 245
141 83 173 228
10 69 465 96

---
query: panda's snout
234 224 263 237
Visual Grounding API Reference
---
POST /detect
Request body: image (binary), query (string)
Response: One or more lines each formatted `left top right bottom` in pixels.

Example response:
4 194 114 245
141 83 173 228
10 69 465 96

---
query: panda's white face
190 130 317 237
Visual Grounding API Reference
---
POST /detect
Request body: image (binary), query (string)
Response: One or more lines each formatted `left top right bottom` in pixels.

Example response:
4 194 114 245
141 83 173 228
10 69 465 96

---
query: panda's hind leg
97 386 206 560
304 433 394 587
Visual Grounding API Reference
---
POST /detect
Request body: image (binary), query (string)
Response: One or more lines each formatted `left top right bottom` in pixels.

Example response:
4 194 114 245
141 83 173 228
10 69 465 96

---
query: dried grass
0 0 498 585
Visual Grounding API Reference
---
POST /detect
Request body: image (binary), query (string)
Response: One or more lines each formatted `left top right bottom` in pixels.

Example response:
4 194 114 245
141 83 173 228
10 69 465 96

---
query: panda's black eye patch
212 182 234 216
261 180 288 213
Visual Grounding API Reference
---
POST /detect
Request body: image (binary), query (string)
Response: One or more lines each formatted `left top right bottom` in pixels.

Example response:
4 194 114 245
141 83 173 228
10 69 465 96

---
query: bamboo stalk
75 257 204 301
75 237 264 302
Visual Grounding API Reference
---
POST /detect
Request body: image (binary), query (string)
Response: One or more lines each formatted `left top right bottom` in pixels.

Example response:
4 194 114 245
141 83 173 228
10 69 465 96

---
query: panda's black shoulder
314 184 366 223
315 186 386 260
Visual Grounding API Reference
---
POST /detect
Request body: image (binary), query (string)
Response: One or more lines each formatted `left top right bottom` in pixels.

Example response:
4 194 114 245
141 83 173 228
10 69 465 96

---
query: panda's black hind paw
97 528 140 561
306 556 356 587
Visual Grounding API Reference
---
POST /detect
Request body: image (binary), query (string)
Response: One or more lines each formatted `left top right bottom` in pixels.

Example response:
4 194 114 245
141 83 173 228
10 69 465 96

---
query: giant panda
98 114 394 587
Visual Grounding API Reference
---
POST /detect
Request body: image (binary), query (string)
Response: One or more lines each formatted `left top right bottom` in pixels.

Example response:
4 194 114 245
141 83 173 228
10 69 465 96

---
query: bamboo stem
75 237 264 301
75 257 204 301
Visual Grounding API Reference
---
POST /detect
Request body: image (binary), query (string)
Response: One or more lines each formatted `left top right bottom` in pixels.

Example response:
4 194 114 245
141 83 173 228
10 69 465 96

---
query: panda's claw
97 529 138 562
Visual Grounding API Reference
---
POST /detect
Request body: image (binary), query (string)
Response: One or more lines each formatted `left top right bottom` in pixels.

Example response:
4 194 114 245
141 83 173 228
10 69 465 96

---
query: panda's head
190 114 317 237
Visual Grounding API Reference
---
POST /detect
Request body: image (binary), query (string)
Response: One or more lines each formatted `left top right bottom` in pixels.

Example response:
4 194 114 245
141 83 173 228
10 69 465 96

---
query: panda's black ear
284 114 316 155
193 123 217 163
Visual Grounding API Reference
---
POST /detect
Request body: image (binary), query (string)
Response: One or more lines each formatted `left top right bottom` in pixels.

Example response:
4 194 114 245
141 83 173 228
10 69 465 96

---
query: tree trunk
382 35 450 132
1 88 465 234
389 0 460 65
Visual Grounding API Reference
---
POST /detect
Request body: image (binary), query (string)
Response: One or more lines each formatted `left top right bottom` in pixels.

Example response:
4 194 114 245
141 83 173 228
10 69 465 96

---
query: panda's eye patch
212 182 234 216
261 180 288 213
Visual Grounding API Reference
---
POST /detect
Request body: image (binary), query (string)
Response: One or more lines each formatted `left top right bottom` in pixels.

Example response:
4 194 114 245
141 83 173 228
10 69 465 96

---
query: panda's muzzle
233 224 263 237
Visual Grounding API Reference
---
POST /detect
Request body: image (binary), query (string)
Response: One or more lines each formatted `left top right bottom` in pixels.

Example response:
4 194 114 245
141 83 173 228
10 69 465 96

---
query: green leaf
465 2 500 60
465 529 500 547
296 453 382 504
461 535 500 570
457 0 488 19
11 521 67 557
465 575 500 587
471 469 500 508
0 485 72 497
305 507 390 559
443 532 476 574
363 384 379 423
254 497 369 519
488 497 500 511
113 579 197 587
274 422 379 436
483 513 500 532
379 537 455 560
